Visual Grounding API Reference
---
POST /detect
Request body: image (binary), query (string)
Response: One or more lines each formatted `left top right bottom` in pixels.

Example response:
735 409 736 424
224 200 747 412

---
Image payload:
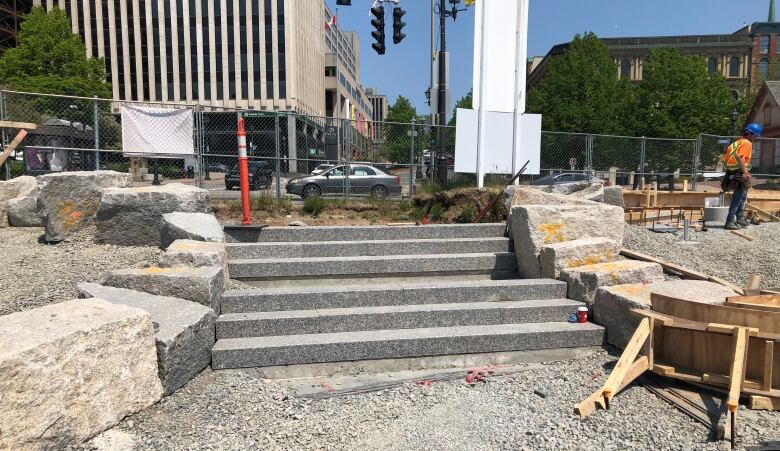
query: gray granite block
160 212 225 249
77 283 216 395
220 279 567 313
229 223 507 243
211 322 604 369
228 252 518 280
217 299 582 338
101 266 224 314
226 237 511 259
559 260 665 307
539 237 621 279
160 240 229 283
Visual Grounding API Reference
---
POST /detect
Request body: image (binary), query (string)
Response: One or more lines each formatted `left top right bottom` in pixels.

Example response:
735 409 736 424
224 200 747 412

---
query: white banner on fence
121 105 194 157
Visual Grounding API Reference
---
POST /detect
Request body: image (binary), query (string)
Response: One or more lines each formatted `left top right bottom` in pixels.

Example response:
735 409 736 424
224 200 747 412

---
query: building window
140 1 150 101
765 103 773 126
165 0 174 99
760 58 770 80
252 0 261 93
240 0 248 100
707 57 718 75
732 90 740 100
264 0 273 99
775 140 780 165
620 59 631 80
201 0 210 100
761 35 770 54
113 0 124 100
325 66 336 77
277 0 286 100
729 56 741 78
190 0 198 100
215 0 223 100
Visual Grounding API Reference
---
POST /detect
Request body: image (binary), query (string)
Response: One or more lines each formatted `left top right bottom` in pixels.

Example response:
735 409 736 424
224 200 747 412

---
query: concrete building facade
0 0 32 55
365 87 388 123
31 0 326 116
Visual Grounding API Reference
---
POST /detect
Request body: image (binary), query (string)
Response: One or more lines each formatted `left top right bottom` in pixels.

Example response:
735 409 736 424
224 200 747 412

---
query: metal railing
2 90 779 200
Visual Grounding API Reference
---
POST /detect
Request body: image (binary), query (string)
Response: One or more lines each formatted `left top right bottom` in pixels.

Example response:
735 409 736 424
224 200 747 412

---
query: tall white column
132 0 144 101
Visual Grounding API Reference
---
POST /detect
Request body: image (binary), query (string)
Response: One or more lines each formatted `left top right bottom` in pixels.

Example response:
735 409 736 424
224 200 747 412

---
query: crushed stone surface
0 227 161 316
80 349 779 450
623 222 780 288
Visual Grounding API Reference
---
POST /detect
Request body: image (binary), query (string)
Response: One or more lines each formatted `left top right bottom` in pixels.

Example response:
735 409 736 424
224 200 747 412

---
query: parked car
206 162 229 173
286 164 402 199
311 164 335 176
225 160 273 191
531 172 602 186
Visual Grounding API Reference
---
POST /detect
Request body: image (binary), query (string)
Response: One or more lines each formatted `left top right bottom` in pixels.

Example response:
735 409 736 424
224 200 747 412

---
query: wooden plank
0 129 29 168
726 300 780 313
575 356 649 419
730 230 754 241
764 341 775 392
0 120 37 130
727 294 780 307
727 328 748 412
603 318 650 402
632 309 780 340
746 202 780 222
750 395 780 411
745 274 762 296
651 293 780 335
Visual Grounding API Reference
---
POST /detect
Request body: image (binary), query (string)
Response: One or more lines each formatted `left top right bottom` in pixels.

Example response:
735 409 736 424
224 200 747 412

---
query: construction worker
722 123 762 230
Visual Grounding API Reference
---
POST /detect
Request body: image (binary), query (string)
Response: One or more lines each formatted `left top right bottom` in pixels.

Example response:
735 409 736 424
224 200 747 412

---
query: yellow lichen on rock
538 222 565 244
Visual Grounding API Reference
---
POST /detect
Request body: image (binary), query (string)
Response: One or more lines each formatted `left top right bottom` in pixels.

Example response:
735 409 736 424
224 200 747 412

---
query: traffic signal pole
436 0 447 183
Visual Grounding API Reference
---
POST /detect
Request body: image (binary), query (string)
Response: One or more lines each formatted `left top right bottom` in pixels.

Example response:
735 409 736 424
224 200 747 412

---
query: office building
365 87 388 122
0 0 32 55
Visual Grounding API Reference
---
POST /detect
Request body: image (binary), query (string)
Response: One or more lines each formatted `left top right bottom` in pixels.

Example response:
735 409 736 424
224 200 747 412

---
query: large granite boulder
94 184 211 247
534 181 601 196
0 176 38 227
37 171 132 242
101 265 224 314
160 239 229 282
509 204 625 278
539 237 621 279
560 260 665 306
78 283 216 395
603 186 625 208
0 299 162 449
510 186 597 207
160 212 224 249
568 183 604 202
593 280 739 348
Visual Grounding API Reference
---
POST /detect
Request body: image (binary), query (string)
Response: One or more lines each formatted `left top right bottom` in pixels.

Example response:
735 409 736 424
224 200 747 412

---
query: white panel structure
472 0 520 113
455 110 541 175
121 106 195 157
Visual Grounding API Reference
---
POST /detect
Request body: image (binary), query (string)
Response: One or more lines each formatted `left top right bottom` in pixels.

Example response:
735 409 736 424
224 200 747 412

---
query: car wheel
259 175 272 189
371 185 389 199
302 184 321 199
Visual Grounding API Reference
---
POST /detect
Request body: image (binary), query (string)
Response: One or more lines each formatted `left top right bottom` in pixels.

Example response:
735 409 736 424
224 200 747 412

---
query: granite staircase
212 224 603 370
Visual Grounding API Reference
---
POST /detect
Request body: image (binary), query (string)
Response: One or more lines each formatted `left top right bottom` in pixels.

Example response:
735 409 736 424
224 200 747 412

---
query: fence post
92 96 100 170
344 118 351 200
409 118 416 197
0 91 8 180
586 134 593 178
691 135 701 191
274 109 281 200
640 136 646 183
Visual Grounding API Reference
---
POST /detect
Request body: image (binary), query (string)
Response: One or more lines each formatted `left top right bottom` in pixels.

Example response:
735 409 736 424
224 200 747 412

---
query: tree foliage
380 96 419 163
448 90 472 126
0 6 110 97
527 32 632 135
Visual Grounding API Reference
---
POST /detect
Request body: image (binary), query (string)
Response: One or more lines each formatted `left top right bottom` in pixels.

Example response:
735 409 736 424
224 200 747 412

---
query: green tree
630 49 738 172
380 96 418 162
448 90 472 126
527 32 632 135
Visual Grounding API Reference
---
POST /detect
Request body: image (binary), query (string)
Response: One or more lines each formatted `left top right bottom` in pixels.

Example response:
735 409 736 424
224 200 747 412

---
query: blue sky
327 0 773 116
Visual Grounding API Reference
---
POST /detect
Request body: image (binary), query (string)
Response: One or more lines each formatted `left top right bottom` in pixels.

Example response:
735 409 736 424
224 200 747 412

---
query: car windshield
324 166 346 176
315 165 332 170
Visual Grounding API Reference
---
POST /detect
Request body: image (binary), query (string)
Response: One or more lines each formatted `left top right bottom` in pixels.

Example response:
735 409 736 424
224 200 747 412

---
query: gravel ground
0 227 162 316
82 348 778 450
623 222 780 288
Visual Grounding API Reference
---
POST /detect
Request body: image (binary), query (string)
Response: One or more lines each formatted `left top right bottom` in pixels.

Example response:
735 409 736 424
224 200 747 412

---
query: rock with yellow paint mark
559 260 665 307
95 184 211 247
508 186 597 209
593 280 737 348
100 265 224 314
160 239 229 283
37 171 132 242
509 204 625 278
539 237 621 279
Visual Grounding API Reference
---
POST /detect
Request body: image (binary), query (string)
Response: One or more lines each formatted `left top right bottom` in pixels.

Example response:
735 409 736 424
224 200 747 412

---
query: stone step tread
226 237 510 248
217 299 581 322
213 321 604 350
223 278 563 298
229 252 516 265
244 223 507 243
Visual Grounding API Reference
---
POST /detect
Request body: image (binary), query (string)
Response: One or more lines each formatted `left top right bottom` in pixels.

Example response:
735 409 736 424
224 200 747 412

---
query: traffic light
370 6 385 55
392 7 407 44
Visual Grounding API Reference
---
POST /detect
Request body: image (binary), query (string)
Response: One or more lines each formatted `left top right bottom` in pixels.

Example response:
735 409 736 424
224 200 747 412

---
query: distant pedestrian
722 123 761 230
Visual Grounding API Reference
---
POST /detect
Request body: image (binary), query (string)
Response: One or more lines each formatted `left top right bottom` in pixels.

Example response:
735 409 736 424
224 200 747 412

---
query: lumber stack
577 292 780 447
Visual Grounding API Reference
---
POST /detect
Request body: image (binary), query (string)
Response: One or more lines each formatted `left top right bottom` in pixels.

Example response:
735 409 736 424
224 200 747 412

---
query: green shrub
107 162 129 173
429 202 445 221
9 160 25 177
303 196 327 216
454 202 478 223
251 195 292 215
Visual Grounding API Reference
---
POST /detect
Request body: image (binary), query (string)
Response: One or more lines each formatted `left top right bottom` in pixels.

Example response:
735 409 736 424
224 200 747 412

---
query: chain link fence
2 90 779 201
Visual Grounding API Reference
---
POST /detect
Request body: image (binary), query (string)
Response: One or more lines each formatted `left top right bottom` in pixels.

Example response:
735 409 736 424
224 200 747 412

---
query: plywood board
651 294 780 335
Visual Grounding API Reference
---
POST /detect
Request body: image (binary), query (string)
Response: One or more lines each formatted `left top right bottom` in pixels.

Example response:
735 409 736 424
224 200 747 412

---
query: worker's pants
727 184 748 222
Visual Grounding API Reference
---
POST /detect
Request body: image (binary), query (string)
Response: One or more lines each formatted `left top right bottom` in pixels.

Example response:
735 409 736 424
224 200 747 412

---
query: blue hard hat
745 123 763 137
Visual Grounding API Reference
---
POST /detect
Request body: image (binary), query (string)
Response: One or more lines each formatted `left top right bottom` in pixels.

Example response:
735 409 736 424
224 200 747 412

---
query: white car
311 164 335 176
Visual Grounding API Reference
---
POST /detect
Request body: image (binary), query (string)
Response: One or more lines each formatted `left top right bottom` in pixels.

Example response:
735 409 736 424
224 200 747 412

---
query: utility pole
435 0 447 183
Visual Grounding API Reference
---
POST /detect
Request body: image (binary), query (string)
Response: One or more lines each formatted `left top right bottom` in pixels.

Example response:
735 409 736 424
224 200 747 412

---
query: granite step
216 299 583 339
211 322 605 369
224 223 506 243
228 252 518 280
221 278 567 313
226 237 512 259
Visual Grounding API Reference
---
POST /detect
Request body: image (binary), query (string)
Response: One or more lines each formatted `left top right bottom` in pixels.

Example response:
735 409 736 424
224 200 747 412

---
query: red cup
577 306 589 323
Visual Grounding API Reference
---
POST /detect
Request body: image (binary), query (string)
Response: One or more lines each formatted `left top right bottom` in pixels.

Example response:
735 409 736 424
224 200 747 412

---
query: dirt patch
412 187 506 223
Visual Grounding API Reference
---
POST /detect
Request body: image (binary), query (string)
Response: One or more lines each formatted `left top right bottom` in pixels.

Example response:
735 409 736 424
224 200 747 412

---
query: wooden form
746 203 780 222
620 249 745 295
744 275 762 297
726 294 780 312
624 205 704 227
